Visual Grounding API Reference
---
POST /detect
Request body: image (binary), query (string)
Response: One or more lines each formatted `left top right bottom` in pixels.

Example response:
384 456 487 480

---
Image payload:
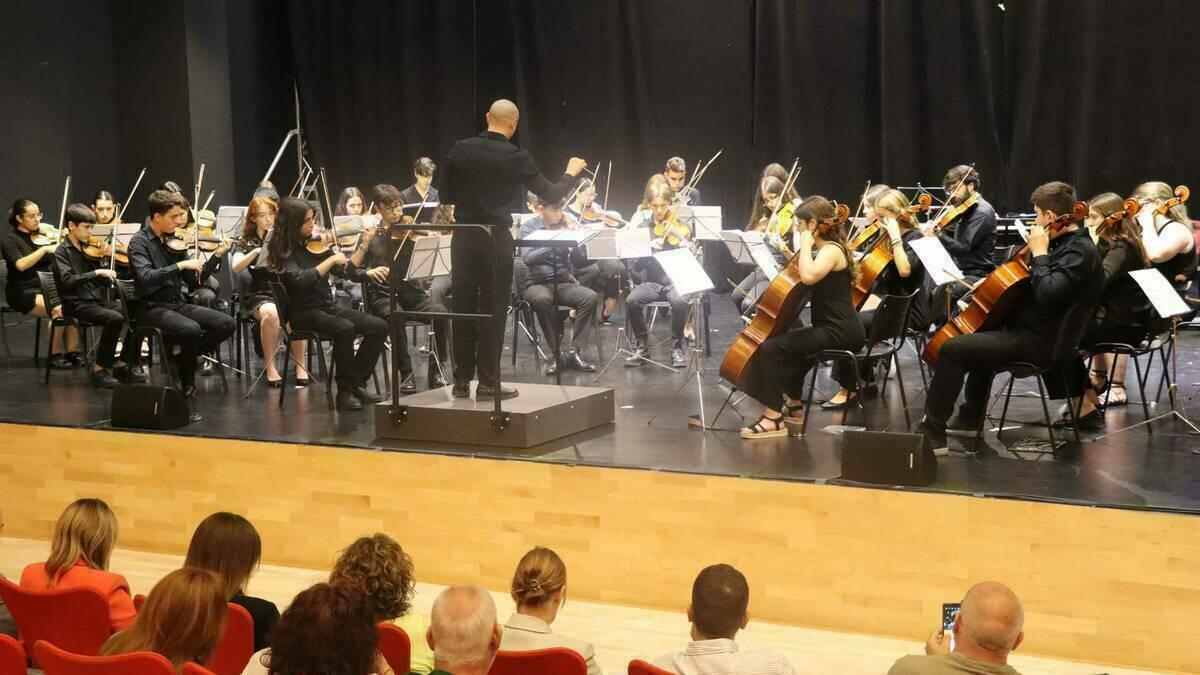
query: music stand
645 249 718 429
215 206 247 238
517 229 599 384
397 234 453 386
592 229 677 379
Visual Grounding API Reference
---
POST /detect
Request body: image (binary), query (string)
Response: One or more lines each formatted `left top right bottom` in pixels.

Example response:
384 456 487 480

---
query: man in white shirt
651 564 795 675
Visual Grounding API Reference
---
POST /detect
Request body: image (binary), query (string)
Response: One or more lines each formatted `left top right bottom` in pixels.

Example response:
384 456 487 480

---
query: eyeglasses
21 212 42 220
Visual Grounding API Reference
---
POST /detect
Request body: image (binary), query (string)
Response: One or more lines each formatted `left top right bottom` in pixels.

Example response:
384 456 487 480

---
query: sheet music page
1129 268 1191 318
909 237 964 287
1012 219 1030 242
748 241 780 281
654 248 715 296
617 228 652 259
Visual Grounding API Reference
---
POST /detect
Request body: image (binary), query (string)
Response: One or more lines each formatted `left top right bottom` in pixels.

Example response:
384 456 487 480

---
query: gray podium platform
374 382 615 448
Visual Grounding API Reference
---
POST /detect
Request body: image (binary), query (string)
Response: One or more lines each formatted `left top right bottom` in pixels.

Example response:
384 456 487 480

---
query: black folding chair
114 278 178 390
37 271 94 385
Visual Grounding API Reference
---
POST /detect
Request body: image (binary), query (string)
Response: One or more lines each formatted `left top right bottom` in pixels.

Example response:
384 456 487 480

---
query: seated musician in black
1071 192 1153 427
913 182 1103 453
521 196 599 376
564 178 623 322
626 182 693 369
53 204 144 388
3 198 80 367
399 157 439 209
738 196 865 439
356 184 449 392
925 165 997 297
263 197 388 411
828 189 927 408
663 156 701 206
128 189 236 398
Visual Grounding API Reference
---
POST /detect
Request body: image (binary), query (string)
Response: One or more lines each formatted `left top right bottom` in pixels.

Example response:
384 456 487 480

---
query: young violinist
563 178 623 321
263 197 388 410
924 165 997 288
52 204 143 388
3 198 79 368
913 182 1103 453
399 157 439 209
334 187 365 217
93 191 118 225
733 175 792 315
1070 193 1153 427
521 195 599 375
828 189 927 408
664 156 701 206
355 183 449 392
626 182 694 368
232 196 309 387
738 196 865 439
128 189 236 398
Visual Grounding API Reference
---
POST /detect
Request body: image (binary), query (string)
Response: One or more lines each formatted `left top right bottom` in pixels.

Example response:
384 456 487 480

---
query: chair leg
33 317 42 367
215 340 229 392
510 310 519 367
847 356 866 428
1130 353 1151 434
278 338 290 409
997 374 1016 442
800 363 820 437
82 325 93 388
1155 340 1173 403
43 321 56 384
894 353 911 430
1034 374 1061 449
0 309 10 365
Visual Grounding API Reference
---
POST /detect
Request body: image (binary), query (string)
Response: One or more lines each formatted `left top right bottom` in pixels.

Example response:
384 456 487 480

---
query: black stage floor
3 300 1200 515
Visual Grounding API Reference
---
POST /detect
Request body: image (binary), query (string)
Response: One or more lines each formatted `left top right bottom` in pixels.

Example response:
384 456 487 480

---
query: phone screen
942 603 961 651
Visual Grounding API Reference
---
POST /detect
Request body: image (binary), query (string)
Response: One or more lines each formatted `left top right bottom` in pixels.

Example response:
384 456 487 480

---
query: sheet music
585 229 618 260
678 205 724 240
1129 268 1191 318
654 248 714 297
216 206 247 238
1012 219 1030 242
616 228 652 259
720 230 759 264
909 237 964 287
521 229 599 246
405 234 453 280
333 214 381 230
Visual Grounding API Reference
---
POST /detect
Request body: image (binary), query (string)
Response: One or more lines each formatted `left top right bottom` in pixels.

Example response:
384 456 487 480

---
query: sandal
782 402 806 420
1103 382 1127 406
741 413 789 439
1089 369 1109 394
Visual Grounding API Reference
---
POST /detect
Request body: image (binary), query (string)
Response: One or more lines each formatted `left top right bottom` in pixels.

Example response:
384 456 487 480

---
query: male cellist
913 182 1103 454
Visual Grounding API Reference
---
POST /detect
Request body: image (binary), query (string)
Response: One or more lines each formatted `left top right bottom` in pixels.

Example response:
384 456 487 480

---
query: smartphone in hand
942 603 961 651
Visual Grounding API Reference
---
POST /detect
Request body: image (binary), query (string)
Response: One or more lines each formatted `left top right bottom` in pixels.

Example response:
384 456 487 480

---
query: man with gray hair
422 585 503 675
888 581 1026 675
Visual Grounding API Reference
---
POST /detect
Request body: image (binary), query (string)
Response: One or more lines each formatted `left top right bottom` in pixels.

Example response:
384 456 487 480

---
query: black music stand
515 229 599 385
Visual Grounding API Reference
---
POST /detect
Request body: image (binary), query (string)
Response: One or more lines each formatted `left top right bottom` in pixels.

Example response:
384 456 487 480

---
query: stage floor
3 300 1200 514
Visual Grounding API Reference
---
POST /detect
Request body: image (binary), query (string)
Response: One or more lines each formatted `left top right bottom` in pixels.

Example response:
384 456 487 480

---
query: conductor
440 99 587 400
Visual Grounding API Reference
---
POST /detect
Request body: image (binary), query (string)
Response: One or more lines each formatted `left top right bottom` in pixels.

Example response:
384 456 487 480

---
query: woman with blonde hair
329 533 431 674
185 512 278 651
20 498 136 631
101 567 227 673
499 546 602 675
1132 180 1195 288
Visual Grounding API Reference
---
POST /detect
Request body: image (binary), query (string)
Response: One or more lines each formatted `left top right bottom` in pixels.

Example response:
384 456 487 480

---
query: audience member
0 507 15 638
651 564 795 675
185 512 279 651
245 582 392 675
19 498 137 631
101 567 226 672
888 582 1025 675
423 585 501 675
330 533 433 674
499 546 601 675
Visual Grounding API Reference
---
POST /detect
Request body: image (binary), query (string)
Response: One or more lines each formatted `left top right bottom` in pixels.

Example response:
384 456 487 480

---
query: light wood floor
0 539 1159 675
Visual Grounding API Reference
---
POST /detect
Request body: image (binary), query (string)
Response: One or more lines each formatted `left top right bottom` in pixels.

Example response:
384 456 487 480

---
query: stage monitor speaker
841 430 937 487
111 384 190 430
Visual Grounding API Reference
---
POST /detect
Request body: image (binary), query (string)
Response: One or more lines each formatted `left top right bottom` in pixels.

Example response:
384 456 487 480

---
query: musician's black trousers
451 228 513 388
138 303 236 387
367 281 449 377
523 282 598 354
62 301 138 369
290 306 388 390
741 326 849 409
923 329 1051 431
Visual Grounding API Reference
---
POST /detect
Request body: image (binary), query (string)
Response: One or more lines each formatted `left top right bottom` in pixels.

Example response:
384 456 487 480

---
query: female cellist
232 196 310 387
1070 193 1152 426
827 188 928 408
738 196 865 439
262 197 388 410
1132 181 1195 291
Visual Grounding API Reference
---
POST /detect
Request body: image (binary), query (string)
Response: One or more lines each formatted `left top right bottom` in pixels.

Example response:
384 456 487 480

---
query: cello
720 203 850 387
850 193 932 308
922 201 1089 366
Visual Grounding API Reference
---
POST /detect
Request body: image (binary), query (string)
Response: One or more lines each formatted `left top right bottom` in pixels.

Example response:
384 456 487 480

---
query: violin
83 236 129 266
30 224 63 247
581 204 625 227
653 211 694 249
923 201 1088 366
850 194 932 308
929 191 979 234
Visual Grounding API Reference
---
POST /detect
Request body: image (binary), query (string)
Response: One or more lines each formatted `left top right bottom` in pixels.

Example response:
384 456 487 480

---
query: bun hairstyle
7 199 36 228
510 546 567 608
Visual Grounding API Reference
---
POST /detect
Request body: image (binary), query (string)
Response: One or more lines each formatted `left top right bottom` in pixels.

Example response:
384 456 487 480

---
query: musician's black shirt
1008 227 1103 341
53 239 109 304
938 195 997 277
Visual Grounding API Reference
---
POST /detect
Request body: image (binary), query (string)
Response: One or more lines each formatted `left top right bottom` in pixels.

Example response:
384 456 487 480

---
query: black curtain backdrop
278 0 1200 222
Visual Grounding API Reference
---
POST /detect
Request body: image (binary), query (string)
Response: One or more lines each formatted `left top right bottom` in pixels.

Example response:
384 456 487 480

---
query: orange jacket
20 560 136 632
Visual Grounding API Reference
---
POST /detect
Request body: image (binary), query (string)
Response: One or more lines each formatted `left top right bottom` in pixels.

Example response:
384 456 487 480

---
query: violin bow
602 160 613 214
931 162 975 229
56 175 72 244
765 158 801 246
318 168 341 248
201 190 216 212
114 167 147 224
844 181 873 244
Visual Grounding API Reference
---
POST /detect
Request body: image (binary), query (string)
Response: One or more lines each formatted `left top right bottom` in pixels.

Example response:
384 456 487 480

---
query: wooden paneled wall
1 423 1196 672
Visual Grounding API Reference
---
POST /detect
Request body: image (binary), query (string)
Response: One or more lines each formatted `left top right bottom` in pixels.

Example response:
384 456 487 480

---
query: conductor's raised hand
566 157 588 177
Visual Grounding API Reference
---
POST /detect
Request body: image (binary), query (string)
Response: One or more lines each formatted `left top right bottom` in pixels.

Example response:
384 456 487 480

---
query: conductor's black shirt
439 131 577 226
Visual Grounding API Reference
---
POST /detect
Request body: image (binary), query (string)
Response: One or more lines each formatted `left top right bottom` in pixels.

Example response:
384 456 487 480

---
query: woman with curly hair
329 533 432 674
244 582 389 675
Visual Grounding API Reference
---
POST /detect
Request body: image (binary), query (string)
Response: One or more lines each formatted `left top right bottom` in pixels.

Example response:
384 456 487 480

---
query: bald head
959 581 1024 655
428 586 501 670
486 99 520 138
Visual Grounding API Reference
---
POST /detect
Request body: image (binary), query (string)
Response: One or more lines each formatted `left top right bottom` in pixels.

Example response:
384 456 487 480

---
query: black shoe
65 352 84 367
427 369 448 389
181 385 196 399
912 420 949 457
544 360 559 377
336 390 364 410
475 383 519 400
399 373 418 394
1054 408 1103 431
452 380 472 398
90 370 119 389
564 351 595 372
187 411 203 424
131 364 148 382
266 378 284 388
198 359 214 376
352 386 383 404
49 354 73 370
821 392 858 410
113 365 148 384
670 347 687 368
946 412 983 437
294 376 310 388
624 345 649 367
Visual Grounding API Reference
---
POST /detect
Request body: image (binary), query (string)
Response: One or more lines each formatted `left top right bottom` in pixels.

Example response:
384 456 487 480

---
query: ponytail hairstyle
7 199 37 228
510 546 567 609
1132 181 1190 226
796 195 858 281
747 175 786 230
1090 192 1150 268
263 197 315 273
